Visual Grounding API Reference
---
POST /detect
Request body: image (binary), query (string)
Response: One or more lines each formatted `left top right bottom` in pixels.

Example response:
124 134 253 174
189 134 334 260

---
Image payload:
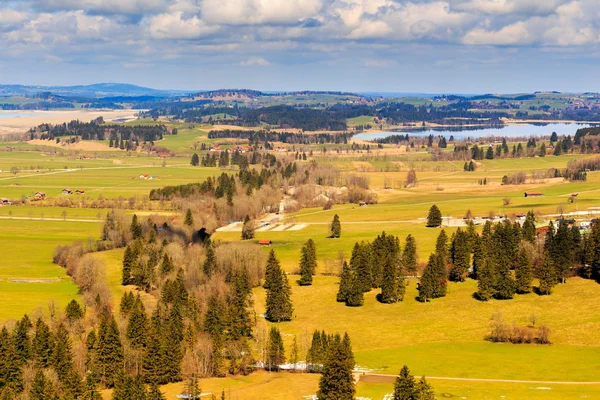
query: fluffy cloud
201 0 324 25
148 12 219 39
240 56 270 66
463 21 531 45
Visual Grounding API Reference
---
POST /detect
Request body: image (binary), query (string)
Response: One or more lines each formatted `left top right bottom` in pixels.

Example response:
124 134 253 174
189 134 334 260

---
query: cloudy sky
0 0 599 93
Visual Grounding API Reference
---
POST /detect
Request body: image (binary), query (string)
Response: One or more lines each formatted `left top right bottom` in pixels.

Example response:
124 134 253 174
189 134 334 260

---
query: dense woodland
207 129 351 145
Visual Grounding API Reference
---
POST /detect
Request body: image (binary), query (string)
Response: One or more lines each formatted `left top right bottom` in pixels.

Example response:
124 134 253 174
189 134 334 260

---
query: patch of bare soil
27 139 114 152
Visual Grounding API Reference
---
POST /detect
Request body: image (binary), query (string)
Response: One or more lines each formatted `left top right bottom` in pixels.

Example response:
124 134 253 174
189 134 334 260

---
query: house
33 192 46 201
209 146 222 152
62 189 73 195
0 198 11 206
159 153 169 159
536 226 550 236
75 190 85 195
524 192 544 197
259 239 272 246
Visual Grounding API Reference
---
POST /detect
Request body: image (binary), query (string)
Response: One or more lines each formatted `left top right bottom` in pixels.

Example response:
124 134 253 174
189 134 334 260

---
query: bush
487 313 551 345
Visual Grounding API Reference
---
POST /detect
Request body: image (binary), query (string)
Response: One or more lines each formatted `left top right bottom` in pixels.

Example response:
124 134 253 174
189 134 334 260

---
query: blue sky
0 0 599 93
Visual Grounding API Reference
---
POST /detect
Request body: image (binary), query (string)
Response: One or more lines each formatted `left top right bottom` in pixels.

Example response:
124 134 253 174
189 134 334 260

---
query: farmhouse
33 192 46 201
259 239 272 246
0 198 11 206
536 226 550 236
62 189 73 195
75 190 85 195
524 192 544 197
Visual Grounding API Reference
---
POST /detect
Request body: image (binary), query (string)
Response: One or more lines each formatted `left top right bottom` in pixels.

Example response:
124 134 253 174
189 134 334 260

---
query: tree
65 299 84 323
337 261 352 303
33 318 54 368
127 297 148 349
515 248 533 294
378 248 405 304
97 316 124 388
418 254 447 302
394 365 415 400
449 228 470 282
426 205 442 227
130 214 142 239
147 382 166 400
494 258 515 300
538 254 558 295
183 374 201 399
290 336 299 371
265 254 293 322
330 214 341 238
263 249 281 289
203 243 218 278
476 258 495 301
266 327 285 370
404 169 418 187
539 142 546 157
190 153 200 166
522 211 536 244
317 334 355 400
414 376 435 400
241 215 255 240
402 235 418 276
184 209 194 227
351 242 372 292
298 239 317 286
434 230 449 266
10 166 19 175
122 245 136 285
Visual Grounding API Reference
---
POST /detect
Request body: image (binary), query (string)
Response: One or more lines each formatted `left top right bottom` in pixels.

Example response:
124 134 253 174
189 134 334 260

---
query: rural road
360 373 600 385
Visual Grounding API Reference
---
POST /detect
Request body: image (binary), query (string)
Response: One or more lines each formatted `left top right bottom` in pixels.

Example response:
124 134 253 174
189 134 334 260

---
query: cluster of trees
207 129 351 144
393 366 435 400
336 232 417 306
29 119 169 143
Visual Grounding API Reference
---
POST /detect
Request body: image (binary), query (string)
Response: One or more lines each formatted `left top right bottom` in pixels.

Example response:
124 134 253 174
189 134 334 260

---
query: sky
0 0 599 93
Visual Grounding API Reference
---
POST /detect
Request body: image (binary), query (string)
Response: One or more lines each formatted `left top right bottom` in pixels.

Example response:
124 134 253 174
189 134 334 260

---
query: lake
353 123 594 141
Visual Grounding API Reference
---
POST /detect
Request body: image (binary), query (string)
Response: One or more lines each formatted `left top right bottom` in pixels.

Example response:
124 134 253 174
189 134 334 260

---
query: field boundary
361 373 600 385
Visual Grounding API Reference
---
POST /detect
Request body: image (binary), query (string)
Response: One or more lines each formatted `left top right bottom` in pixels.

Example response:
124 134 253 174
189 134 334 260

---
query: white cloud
463 21 531 45
363 59 396 67
148 12 219 39
240 56 270 66
201 0 323 25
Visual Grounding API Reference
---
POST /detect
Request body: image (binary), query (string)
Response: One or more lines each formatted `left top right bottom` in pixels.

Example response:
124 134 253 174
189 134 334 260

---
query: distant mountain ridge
0 83 191 98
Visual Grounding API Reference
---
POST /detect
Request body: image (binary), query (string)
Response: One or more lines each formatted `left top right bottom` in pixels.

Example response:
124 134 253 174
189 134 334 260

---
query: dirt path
361 373 600 385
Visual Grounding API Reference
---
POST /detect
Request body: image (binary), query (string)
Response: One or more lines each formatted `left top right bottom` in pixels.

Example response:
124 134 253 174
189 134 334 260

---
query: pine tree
378 249 404 304
435 229 449 266
97 315 124 388
184 208 194 227
426 205 442 227
493 258 515 300
120 291 135 315
345 268 364 307
337 261 352 303
131 214 142 239
402 235 418 276
146 381 166 400
29 369 48 400
0 327 24 392
81 372 103 400
191 153 199 166
351 242 372 292
298 239 316 286
265 267 294 322
13 314 32 363
415 376 435 400
330 214 342 238
552 220 572 284
515 248 533 294
290 336 299 371
266 327 285 370
184 374 201 399
538 254 558 295
263 249 280 289
522 211 536 244
476 258 495 301
203 243 218 278
317 334 355 400
65 299 84 323
418 254 447 302
122 245 136 285
394 365 416 400
33 317 54 368
52 322 74 383
160 253 173 275
127 298 148 349
449 228 470 282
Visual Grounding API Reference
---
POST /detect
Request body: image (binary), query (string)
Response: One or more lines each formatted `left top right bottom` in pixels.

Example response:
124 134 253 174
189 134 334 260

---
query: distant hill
0 83 192 98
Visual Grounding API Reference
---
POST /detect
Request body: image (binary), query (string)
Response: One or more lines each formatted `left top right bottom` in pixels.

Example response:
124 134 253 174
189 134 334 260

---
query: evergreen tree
552 220 573 284
434 230 449 266
415 376 435 400
65 299 84 323
81 372 103 400
515 248 533 294
122 245 136 285
493 258 515 300
131 214 142 239
426 205 442 227
160 253 173 275
394 365 415 400
290 336 299 370
336 261 352 303
449 228 470 282
265 267 294 322
52 322 74 383
120 291 135 315
184 374 201 399
266 327 285 370
203 243 218 278
351 242 372 292
402 234 418 276
538 254 558 295
184 209 194 227
522 211 536 244
345 268 365 307
127 298 148 349
317 334 355 400
191 153 200 166
29 369 48 400
476 258 495 301
13 314 32 363
146 382 166 400
418 254 447 302
33 317 54 368
298 239 317 286
0 327 24 392
263 249 280 289
378 248 405 304
330 214 342 238
97 316 124 388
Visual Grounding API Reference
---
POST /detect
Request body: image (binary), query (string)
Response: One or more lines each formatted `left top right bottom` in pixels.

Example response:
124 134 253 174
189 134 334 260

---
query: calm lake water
353 123 594 141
